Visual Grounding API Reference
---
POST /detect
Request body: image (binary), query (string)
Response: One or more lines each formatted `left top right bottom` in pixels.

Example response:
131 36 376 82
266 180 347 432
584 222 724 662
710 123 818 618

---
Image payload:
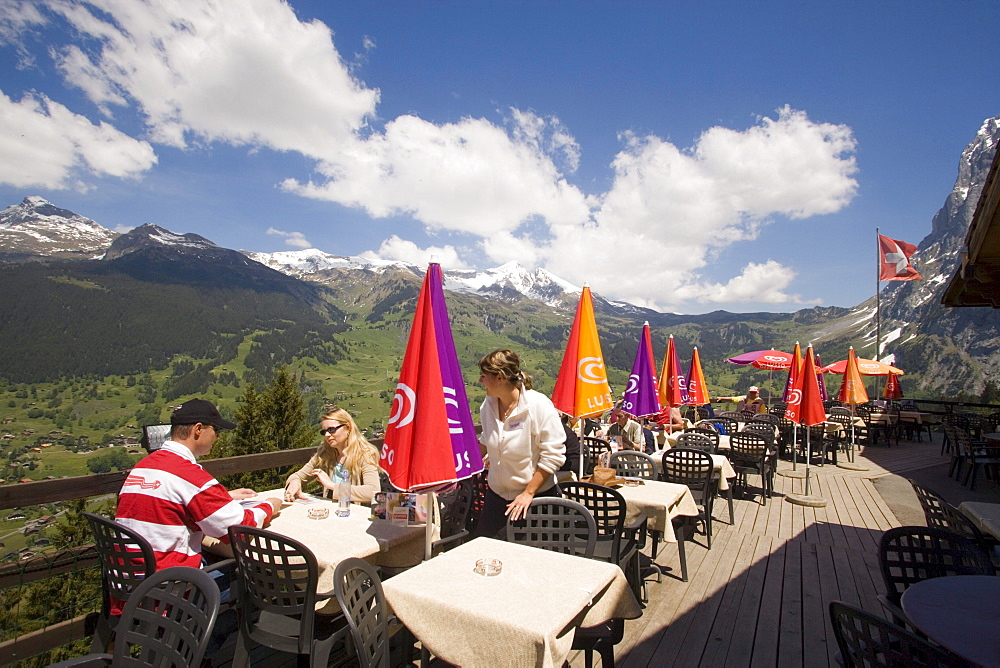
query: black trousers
473 483 562 540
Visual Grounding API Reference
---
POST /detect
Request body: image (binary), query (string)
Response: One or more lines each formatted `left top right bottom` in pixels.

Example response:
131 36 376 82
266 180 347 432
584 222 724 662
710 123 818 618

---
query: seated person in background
285 405 382 505
116 399 281 574
714 386 767 415
656 405 686 433
641 420 657 454
558 414 582 477
607 409 644 451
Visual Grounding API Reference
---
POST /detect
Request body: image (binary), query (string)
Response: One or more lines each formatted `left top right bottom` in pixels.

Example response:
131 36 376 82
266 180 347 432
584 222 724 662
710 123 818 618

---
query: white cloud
266 226 311 249
283 111 592 233
45 0 379 154
0 90 156 189
674 260 820 305
361 235 472 271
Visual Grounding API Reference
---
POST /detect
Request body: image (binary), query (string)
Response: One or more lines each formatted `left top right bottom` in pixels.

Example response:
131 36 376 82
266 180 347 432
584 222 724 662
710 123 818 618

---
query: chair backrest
465 472 490 534
84 512 157 619
684 427 720 445
506 497 597 558
768 403 787 416
674 431 716 453
828 600 965 668
738 409 758 422
906 478 987 544
560 481 627 560
728 432 769 461
740 423 776 447
608 450 657 479
438 479 474 541
717 410 740 419
582 437 612 474
228 525 322 653
111 566 221 668
828 406 852 417
334 558 392 668
751 413 780 426
659 448 714 502
878 525 996 606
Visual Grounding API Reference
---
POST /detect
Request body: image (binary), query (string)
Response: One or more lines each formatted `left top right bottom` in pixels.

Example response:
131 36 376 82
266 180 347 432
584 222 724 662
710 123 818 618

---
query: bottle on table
336 468 351 517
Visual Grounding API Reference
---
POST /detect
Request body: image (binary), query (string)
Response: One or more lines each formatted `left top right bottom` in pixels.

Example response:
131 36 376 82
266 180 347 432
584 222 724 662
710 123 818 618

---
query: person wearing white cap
714 386 767 414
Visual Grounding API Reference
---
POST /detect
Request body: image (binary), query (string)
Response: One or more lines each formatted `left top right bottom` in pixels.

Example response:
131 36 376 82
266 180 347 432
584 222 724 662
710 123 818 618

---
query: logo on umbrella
388 382 416 429
578 357 606 384
787 388 802 405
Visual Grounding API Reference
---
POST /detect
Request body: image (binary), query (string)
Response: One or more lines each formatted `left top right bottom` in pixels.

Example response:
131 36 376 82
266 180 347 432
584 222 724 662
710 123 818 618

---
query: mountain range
1 115 998 397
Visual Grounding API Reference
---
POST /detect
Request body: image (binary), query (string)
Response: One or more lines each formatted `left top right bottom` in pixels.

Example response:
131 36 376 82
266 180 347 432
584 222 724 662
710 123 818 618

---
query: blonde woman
284 406 381 505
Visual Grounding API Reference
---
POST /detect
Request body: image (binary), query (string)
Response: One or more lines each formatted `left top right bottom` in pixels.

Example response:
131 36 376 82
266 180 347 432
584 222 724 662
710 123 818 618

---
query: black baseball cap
170 399 237 430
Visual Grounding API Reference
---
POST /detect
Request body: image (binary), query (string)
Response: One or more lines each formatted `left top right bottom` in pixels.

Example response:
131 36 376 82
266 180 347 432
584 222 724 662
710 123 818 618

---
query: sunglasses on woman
320 424 346 437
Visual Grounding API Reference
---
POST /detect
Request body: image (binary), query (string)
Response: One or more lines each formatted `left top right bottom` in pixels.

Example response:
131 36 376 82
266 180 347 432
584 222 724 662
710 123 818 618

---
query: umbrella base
777 469 807 479
785 493 828 507
836 462 869 471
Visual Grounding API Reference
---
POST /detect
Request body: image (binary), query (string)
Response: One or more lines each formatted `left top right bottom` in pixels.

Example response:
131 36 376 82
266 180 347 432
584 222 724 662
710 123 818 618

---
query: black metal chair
952 427 1000 490
727 433 772 504
877 525 995 628
673 431 716 454
333 558 396 668
660 448 715 549
228 526 349 668
697 417 738 435
506 497 597 558
465 471 490 535
906 478 989 548
50 567 221 668
83 512 158 654
560 481 644 600
433 479 473 554
582 436 613 474
608 450 657 480
828 600 968 668
826 413 856 462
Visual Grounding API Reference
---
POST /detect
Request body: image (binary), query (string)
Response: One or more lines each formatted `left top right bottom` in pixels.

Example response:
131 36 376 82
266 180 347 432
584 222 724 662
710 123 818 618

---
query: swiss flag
878 234 922 281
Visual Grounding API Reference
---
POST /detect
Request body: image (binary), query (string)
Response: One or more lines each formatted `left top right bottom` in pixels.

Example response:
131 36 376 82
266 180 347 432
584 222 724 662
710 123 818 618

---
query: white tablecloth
221 489 427 610
614 479 699 539
958 501 1000 541
648 452 737 491
382 537 642 668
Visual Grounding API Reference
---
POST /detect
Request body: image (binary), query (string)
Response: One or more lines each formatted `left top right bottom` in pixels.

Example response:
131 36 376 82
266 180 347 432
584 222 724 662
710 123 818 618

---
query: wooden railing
0 446 319 665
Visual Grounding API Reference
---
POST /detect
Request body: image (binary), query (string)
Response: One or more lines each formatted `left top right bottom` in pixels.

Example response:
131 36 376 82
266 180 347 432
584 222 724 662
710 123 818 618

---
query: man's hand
229 488 256 500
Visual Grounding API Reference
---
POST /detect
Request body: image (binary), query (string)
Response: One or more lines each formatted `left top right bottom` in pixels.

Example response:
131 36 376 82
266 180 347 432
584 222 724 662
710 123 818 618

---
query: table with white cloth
614 479 699 541
648 452 737 491
381 537 643 668
958 500 1000 541
216 489 427 611
662 432 732 451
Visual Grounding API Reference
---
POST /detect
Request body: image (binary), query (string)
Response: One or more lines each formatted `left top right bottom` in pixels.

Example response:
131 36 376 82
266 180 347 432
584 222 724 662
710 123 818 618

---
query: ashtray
307 507 329 520
473 558 502 577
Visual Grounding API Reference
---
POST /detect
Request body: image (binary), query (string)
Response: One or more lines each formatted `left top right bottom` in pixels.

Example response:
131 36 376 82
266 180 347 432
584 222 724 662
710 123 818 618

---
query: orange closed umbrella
552 285 614 419
657 335 687 407
837 347 869 406
684 347 710 406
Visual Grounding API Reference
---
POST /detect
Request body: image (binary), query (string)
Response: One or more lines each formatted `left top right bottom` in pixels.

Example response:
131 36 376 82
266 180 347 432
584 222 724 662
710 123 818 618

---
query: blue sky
1 0 998 314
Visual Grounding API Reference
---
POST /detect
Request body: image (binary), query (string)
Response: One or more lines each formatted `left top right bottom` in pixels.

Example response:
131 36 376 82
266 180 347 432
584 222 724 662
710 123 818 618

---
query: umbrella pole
792 424 799 470
424 491 435 561
578 419 585 481
850 404 857 463
804 429 812 495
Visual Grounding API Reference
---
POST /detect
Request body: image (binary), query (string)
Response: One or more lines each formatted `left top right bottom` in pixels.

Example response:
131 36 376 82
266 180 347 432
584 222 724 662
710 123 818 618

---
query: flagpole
875 227 880 362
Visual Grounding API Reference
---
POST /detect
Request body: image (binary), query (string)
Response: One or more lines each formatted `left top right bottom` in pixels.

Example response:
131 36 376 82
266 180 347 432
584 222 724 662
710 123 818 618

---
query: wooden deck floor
582 438 954 668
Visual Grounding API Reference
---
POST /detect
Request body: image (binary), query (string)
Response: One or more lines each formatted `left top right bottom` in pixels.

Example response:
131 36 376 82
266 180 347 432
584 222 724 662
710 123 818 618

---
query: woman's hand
504 490 535 522
312 468 336 491
284 480 307 502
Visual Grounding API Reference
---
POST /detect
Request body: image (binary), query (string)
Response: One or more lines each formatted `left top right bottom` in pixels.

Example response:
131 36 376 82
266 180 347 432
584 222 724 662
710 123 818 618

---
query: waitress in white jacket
474 349 566 539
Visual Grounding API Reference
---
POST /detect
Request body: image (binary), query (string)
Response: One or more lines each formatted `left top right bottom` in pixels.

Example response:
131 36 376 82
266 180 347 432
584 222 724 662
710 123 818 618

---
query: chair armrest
201 557 235 573
876 594 913 631
432 529 469 554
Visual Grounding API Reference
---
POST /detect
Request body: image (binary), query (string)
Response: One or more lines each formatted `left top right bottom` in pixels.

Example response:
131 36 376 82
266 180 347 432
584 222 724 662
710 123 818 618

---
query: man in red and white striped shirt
116 399 282 571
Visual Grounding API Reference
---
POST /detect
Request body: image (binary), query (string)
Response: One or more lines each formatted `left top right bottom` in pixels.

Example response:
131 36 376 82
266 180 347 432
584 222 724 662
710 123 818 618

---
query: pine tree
213 367 314 491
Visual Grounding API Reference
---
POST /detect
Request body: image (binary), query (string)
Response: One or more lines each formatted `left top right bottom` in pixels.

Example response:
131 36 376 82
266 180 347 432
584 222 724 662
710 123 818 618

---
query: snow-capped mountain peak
0 196 119 258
